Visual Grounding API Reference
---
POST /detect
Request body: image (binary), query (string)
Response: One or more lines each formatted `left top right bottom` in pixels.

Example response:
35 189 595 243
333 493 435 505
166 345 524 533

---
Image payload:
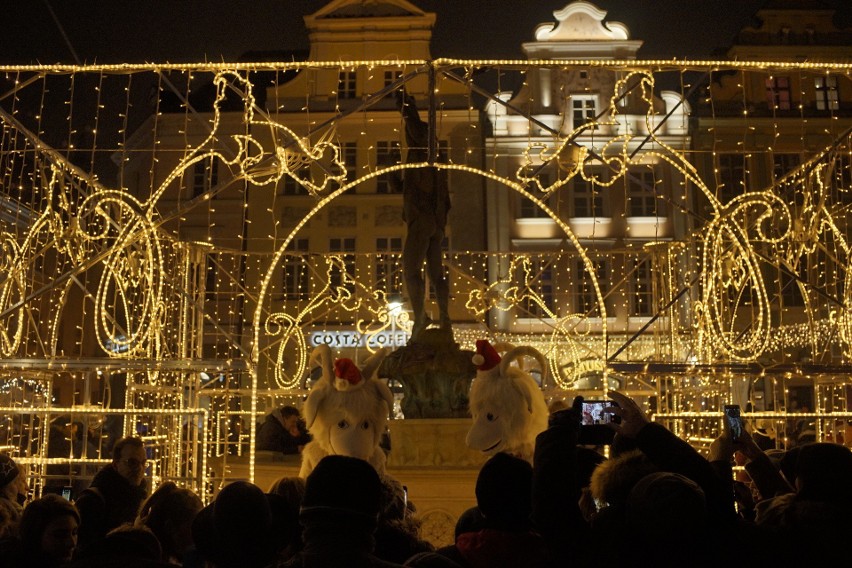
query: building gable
312 0 426 19
534 0 630 42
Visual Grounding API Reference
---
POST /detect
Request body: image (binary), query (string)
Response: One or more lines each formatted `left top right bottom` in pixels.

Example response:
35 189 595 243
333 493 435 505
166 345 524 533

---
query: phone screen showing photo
581 401 613 425
725 406 743 440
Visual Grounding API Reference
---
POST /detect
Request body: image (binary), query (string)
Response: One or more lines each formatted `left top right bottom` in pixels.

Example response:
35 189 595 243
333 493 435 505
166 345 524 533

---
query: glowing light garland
1 59 851 487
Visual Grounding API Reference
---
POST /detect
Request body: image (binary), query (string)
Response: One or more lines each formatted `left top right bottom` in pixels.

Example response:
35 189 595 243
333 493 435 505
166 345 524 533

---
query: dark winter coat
75 465 147 552
277 511 405 568
257 413 311 455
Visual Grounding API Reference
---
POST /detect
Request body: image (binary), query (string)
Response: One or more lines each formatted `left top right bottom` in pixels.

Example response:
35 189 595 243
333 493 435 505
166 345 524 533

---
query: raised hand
605 391 649 439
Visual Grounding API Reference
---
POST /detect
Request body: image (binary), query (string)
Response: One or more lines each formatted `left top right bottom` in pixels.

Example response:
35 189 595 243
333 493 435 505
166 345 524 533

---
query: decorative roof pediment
534 1 630 41
312 0 425 19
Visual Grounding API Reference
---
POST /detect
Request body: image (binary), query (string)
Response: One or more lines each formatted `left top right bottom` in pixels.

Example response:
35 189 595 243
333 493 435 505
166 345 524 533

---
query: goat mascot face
299 345 393 477
465 340 549 462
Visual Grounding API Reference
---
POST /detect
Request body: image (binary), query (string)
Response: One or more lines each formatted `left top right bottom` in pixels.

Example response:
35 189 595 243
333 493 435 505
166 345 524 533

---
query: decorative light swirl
466 254 603 389
92 195 165 358
0 233 25 357
696 194 781 360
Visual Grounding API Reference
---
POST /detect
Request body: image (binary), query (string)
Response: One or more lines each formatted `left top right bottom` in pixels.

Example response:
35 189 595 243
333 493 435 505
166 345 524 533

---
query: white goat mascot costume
299 345 393 477
465 340 549 462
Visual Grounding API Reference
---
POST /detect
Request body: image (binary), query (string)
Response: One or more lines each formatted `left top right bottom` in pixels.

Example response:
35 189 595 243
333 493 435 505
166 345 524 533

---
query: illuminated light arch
252 162 610 392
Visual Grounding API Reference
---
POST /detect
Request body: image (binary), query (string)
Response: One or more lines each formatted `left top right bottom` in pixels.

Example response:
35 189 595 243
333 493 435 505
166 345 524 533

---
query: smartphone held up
724 404 744 441
578 400 619 445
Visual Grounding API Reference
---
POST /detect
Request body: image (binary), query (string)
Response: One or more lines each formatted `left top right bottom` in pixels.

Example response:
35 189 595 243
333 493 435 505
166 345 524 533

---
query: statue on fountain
397 89 451 343
378 90 475 420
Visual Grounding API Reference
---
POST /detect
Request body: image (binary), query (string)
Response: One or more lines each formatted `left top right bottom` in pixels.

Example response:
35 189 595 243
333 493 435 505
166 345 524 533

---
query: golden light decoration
1 59 852 490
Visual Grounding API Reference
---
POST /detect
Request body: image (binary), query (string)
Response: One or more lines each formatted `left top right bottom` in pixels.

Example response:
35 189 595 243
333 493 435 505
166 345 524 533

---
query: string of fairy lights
0 59 851 489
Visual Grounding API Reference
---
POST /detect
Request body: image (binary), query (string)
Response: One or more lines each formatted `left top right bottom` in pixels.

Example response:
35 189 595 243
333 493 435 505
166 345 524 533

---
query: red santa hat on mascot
333 358 364 391
472 339 501 377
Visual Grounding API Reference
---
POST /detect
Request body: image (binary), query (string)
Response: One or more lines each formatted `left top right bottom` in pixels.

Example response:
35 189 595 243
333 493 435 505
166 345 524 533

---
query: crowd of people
1 393 850 567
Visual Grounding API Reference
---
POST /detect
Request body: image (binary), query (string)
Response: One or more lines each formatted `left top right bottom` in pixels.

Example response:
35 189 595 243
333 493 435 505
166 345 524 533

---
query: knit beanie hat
625 472 706 538
192 481 275 568
0 454 19 489
302 455 381 520
795 443 852 502
474 452 533 528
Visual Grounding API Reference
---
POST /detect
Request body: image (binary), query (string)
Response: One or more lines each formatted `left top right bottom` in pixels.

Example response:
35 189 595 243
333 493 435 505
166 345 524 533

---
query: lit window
765 77 791 111
338 70 357 99
815 76 839 111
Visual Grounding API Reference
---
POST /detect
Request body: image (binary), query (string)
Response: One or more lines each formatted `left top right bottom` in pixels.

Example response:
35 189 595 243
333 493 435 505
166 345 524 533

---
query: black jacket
75 465 147 551
256 414 311 455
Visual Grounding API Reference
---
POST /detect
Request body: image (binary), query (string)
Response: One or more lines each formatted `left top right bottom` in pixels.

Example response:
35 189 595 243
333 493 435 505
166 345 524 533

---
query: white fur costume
299 345 393 477
465 341 549 462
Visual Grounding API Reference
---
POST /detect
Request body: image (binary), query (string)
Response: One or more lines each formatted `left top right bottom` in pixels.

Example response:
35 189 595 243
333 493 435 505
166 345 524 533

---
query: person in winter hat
278 455 405 567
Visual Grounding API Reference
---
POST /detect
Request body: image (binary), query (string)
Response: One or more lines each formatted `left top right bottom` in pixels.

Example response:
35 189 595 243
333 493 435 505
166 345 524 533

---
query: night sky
3 0 851 66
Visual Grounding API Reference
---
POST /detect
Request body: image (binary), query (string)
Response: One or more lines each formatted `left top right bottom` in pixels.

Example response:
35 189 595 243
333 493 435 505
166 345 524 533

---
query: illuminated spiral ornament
698 193 787 361
91 192 165 358
0 234 26 357
265 311 309 389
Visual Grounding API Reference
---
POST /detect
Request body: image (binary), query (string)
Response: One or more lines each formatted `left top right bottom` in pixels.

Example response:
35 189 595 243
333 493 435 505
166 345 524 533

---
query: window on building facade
338 70 357 99
281 167 309 196
779 257 806 308
330 237 356 293
630 258 654 317
834 153 852 199
341 142 357 179
627 167 660 217
572 176 605 217
715 153 747 202
283 238 310 300
815 76 839 111
517 259 555 318
384 70 402 88
765 77 792 111
772 153 801 182
518 194 550 218
571 96 597 129
426 236 451 300
574 258 608 316
376 140 402 194
205 254 218 302
439 139 449 157
193 156 218 198
375 237 403 294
